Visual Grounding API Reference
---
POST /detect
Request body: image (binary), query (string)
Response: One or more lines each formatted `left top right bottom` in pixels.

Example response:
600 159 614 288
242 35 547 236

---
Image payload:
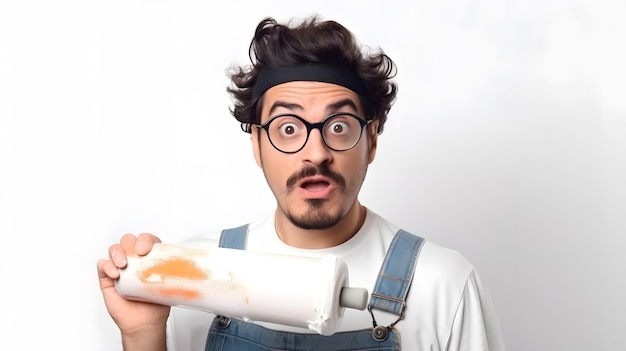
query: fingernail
112 250 126 266
136 240 149 254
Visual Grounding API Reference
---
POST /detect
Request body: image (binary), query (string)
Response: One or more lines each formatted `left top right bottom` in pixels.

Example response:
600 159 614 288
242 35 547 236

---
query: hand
97 233 171 342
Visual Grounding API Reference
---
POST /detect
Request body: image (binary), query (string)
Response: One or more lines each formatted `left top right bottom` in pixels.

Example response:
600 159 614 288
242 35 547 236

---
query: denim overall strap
369 230 425 318
218 224 249 250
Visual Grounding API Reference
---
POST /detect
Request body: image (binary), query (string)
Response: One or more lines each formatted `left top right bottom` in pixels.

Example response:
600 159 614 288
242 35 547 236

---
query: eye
328 120 349 135
278 122 300 136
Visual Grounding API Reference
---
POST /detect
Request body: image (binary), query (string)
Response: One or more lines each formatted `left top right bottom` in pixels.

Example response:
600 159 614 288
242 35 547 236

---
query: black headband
251 63 369 101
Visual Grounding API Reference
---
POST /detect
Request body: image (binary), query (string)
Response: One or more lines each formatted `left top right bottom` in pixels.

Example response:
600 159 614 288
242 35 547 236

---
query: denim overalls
204 224 425 351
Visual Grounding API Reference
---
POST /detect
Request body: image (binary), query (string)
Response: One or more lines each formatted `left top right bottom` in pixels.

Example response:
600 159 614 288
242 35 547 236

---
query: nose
300 128 332 165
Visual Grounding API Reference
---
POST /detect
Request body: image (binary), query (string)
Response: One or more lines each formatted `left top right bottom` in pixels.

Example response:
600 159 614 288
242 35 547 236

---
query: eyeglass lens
265 113 366 153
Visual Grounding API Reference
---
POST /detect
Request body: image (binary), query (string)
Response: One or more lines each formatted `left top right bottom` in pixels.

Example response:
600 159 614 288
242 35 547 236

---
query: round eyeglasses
256 112 372 154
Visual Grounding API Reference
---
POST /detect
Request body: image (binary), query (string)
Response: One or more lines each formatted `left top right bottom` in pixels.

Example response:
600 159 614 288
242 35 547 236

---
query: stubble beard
282 164 347 230
284 198 343 230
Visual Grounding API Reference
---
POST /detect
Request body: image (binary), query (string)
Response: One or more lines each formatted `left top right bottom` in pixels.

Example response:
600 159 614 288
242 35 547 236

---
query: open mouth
301 180 330 192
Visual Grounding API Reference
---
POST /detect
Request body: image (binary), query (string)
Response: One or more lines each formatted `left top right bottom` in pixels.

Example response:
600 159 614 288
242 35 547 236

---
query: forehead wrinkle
268 100 303 116
262 82 362 120
268 98 360 118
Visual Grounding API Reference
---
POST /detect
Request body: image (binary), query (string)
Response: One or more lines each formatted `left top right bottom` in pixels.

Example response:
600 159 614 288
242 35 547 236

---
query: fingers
135 233 162 256
120 233 138 256
97 258 120 283
107 233 162 270
97 233 163 299
109 242 128 268
119 232 161 256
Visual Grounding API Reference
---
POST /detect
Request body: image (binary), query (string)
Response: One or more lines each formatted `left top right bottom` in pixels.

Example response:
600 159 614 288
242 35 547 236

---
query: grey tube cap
339 287 369 310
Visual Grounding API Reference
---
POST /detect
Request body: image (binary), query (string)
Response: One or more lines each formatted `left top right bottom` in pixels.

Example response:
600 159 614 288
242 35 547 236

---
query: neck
274 201 366 249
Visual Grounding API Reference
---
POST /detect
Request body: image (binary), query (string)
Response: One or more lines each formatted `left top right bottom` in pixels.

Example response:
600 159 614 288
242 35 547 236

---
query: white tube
115 243 366 335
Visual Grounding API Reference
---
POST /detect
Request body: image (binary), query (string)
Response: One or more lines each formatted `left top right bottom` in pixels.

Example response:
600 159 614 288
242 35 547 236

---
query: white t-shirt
166 208 505 350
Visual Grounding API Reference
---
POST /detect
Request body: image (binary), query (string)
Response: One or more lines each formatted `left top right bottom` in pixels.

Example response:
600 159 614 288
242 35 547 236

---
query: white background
1 1 625 350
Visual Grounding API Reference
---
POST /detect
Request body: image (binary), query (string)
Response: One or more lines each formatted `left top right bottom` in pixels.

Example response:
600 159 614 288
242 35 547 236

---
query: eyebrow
267 98 360 117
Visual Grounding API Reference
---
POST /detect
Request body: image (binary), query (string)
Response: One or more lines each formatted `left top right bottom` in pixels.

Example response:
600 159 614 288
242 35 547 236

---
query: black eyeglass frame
255 112 372 154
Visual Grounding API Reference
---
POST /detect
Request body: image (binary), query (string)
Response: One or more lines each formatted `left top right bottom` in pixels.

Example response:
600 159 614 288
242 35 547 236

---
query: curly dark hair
226 16 398 134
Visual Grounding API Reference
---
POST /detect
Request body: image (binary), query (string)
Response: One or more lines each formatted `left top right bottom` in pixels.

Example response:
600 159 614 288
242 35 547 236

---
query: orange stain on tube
139 257 208 299
155 287 201 299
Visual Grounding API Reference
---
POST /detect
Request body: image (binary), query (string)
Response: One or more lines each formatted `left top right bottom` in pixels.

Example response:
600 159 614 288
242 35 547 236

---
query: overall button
217 316 231 328
372 325 388 341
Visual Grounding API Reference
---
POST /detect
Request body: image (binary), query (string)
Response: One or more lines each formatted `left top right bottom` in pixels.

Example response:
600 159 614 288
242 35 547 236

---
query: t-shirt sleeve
447 270 506 351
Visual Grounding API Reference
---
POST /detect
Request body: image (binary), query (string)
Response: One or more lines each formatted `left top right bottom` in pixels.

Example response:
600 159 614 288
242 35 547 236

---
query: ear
251 127 263 168
367 120 379 164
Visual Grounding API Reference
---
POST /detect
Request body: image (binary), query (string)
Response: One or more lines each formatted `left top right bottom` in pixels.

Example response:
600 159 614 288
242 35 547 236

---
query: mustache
286 165 346 191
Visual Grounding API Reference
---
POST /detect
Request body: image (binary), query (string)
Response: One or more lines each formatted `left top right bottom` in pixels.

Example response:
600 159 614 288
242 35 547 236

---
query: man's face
251 81 379 230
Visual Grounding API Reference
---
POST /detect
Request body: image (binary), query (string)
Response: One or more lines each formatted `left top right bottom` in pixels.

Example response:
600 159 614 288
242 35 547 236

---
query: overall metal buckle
367 303 405 342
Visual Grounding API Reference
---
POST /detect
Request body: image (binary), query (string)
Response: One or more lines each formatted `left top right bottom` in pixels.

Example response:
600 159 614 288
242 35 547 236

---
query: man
98 15 505 350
